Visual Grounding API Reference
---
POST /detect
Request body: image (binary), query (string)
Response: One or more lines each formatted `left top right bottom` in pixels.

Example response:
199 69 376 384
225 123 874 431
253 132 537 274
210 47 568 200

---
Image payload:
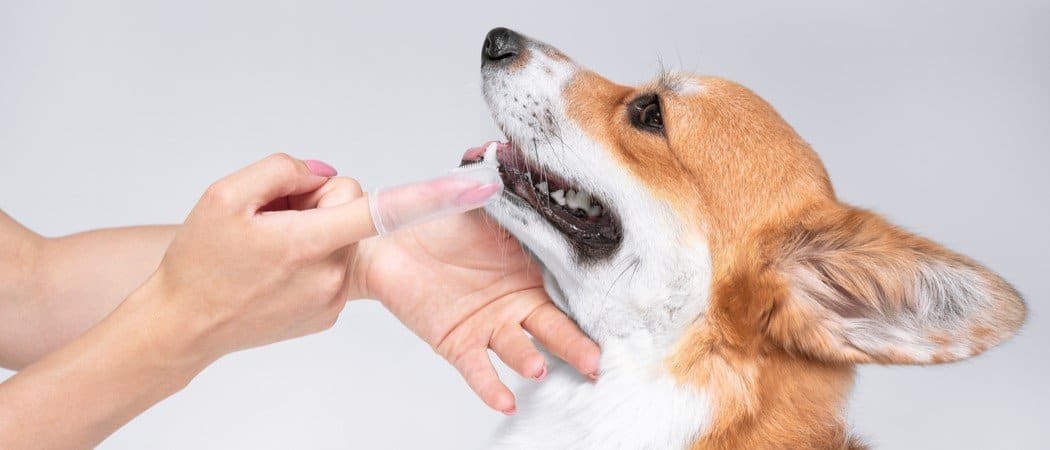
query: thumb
218 153 335 211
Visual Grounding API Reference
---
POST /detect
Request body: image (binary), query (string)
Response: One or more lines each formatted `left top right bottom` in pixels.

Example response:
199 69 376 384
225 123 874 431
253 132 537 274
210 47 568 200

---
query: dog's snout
482 27 522 65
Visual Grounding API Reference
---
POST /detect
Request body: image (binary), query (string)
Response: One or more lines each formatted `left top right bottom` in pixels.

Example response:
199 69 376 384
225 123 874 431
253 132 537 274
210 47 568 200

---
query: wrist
121 273 220 378
0 275 216 449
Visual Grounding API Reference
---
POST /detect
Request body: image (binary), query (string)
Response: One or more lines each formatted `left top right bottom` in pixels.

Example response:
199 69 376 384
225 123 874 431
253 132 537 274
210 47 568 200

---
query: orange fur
563 69 1025 448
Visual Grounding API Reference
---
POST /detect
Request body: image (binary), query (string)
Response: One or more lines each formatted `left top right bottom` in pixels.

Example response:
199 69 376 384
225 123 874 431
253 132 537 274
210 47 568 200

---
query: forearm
0 211 177 368
0 158 372 448
0 281 210 450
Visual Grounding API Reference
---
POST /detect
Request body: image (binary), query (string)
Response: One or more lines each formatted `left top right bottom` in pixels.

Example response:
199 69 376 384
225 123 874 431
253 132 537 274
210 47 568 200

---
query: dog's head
467 28 1026 376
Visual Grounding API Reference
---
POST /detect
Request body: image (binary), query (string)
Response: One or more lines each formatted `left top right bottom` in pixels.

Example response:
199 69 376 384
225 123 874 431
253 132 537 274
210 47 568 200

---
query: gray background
1 0 1047 448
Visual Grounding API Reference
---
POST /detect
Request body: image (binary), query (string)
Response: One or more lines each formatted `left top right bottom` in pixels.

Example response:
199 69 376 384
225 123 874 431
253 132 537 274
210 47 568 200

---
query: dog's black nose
482 27 522 64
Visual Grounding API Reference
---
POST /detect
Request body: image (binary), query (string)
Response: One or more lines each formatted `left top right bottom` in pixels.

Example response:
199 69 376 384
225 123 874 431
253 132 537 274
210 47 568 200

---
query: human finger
451 349 517 415
491 324 547 381
523 301 600 380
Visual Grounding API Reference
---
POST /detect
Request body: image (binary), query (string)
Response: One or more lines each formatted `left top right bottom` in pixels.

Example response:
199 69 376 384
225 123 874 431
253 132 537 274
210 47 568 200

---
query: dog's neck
493 264 861 450
668 329 861 449
538 234 715 347
491 261 716 449
495 324 860 450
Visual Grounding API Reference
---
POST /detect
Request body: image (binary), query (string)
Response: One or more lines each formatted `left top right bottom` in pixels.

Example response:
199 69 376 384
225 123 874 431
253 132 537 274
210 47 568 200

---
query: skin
0 153 599 449
358 211 600 413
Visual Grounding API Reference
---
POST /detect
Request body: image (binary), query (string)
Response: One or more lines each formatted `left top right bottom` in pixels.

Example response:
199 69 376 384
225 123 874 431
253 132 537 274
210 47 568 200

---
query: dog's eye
628 94 663 133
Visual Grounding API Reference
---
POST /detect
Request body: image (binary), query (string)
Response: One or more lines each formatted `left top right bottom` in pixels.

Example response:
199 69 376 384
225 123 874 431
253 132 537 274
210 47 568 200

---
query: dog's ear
764 206 1026 365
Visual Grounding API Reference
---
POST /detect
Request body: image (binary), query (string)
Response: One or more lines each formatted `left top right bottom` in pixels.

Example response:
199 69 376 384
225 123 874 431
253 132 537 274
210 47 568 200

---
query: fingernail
455 182 502 208
502 407 517 416
588 372 598 381
533 365 547 381
304 159 338 177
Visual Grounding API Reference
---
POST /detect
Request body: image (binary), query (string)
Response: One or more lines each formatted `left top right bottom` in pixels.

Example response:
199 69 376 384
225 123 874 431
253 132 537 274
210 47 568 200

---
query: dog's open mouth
462 141 623 254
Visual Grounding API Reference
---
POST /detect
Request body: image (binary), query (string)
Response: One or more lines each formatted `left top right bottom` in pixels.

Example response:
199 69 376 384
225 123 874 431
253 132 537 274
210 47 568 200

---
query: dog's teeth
566 190 583 210
578 191 592 209
483 142 500 163
587 205 602 217
551 189 566 205
535 181 549 194
569 190 594 211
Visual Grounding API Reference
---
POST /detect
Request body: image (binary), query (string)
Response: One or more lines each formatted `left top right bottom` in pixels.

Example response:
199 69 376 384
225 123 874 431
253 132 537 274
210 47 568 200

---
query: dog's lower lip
486 142 623 251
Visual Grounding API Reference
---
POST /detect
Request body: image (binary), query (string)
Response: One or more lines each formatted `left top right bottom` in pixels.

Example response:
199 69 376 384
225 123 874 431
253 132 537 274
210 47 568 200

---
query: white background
1 1 1047 448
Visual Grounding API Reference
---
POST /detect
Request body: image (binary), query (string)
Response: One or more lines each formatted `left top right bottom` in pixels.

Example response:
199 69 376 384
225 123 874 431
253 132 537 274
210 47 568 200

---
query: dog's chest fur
486 232 715 449
491 340 712 450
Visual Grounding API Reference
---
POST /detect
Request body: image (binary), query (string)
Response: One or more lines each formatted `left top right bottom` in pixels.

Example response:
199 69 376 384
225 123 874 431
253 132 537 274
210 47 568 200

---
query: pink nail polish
304 159 338 177
533 366 548 381
455 183 502 208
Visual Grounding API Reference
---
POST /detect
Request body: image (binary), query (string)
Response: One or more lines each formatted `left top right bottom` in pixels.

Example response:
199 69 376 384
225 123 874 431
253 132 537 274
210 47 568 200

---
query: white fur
480 35 714 449
491 343 711 450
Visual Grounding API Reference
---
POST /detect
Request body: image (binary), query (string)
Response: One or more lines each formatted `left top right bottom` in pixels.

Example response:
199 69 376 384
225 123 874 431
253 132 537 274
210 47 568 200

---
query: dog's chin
461 140 623 261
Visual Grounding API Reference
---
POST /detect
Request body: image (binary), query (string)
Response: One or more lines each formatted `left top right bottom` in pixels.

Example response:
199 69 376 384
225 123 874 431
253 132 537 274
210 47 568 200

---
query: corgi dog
461 28 1027 449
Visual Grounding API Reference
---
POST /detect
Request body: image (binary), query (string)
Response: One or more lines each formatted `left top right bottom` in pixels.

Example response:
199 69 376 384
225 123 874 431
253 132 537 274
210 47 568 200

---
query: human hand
137 154 377 364
0 154 511 450
355 210 601 415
